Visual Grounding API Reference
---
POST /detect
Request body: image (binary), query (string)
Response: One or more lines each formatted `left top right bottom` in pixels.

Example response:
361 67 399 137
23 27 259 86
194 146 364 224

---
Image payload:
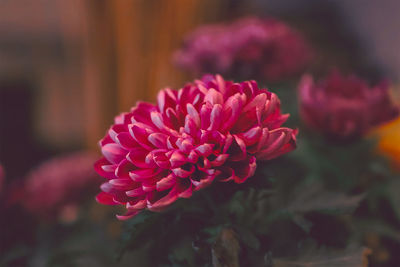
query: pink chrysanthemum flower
95 75 297 220
298 71 400 140
174 17 312 81
21 151 100 220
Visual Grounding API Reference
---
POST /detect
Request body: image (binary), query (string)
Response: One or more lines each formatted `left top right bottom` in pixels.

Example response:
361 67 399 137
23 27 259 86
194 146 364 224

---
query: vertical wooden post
80 0 118 149
80 0 227 149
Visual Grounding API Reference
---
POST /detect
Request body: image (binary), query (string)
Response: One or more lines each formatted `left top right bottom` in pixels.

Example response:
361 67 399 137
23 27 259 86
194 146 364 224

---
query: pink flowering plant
94 71 397 267
174 17 312 81
5 14 400 267
298 71 399 140
95 75 297 220
20 151 100 221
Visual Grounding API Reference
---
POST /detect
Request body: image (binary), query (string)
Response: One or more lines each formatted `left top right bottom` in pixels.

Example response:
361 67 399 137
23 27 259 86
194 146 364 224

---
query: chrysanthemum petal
102 144 127 164
96 192 118 205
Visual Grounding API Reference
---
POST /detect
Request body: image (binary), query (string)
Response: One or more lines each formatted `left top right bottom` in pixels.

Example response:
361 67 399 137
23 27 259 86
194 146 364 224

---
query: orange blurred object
376 116 400 168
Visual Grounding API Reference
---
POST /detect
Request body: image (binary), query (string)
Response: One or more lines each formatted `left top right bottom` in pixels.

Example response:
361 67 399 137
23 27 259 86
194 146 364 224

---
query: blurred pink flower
298 71 399 140
21 151 100 220
95 75 297 220
174 17 312 81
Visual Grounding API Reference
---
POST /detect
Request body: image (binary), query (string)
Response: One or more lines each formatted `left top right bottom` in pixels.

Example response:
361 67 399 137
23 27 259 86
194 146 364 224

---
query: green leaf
117 211 159 260
273 246 371 267
286 182 365 214
235 226 260 251
291 215 313 233
355 219 400 243
204 225 225 244
384 178 400 222
168 237 196 266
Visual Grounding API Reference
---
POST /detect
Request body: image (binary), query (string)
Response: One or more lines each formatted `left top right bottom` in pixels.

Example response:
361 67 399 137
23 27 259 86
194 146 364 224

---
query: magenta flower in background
21 151 100 221
174 17 312 81
95 75 297 220
298 71 400 140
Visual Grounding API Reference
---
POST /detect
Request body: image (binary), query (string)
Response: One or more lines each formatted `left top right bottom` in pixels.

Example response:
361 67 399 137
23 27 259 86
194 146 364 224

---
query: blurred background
1 0 400 265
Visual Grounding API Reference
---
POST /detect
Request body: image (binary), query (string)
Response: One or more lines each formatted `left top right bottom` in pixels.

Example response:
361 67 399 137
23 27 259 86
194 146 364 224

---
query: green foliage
11 83 398 266
273 245 370 267
113 82 400 266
